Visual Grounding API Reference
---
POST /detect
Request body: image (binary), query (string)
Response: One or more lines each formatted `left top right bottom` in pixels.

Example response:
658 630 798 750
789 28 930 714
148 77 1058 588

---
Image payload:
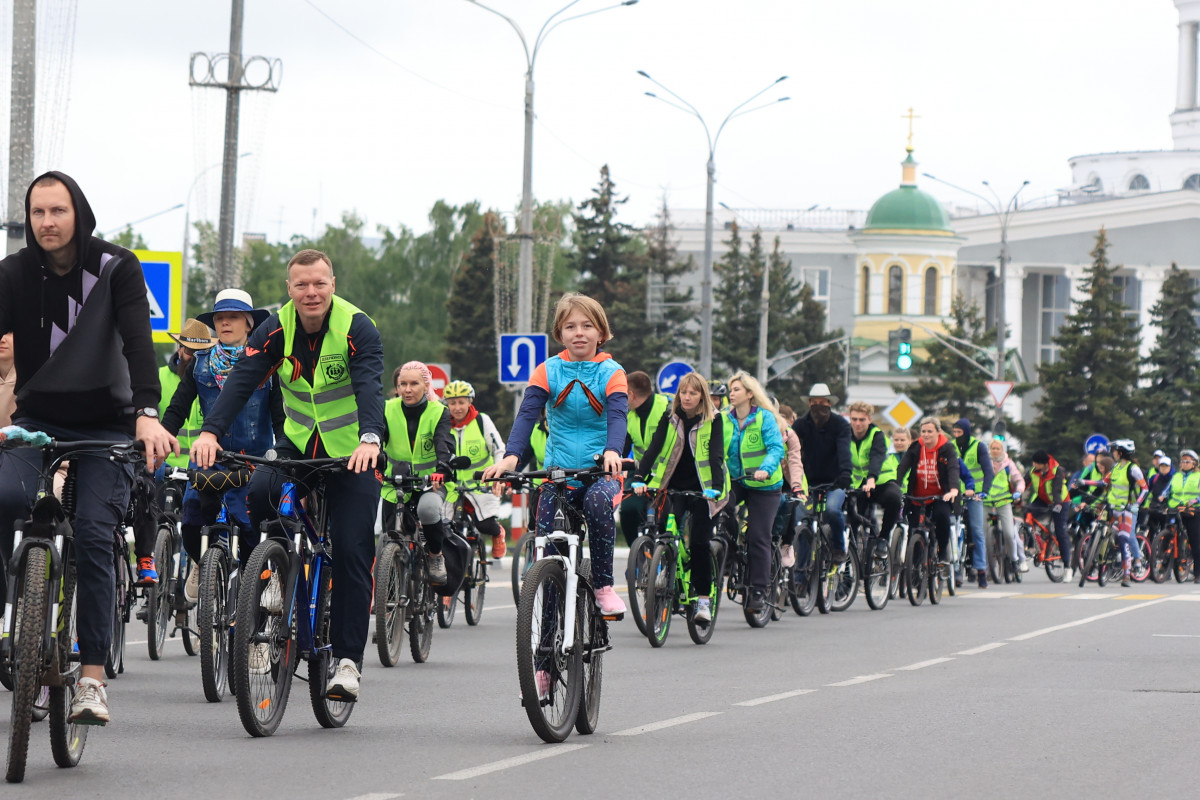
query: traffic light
847 349 861 385
896 329 913 371
887 329 902 373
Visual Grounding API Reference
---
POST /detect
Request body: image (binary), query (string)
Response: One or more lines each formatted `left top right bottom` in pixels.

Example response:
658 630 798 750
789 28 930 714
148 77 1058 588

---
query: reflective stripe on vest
278 296 364 457
647 414 729 500
729 409 782 489
956 436 984 490
454 416 494 482
628 394 669 462
1107 461 1135 508
851 427 885 488
985 465 1012 507
1033 467 1070 503
1168 470 1200 509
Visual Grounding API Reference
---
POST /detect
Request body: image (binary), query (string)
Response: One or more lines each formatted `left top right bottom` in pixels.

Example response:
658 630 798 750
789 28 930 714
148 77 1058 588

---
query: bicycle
641 489 726 647
440 481 491 628
191 464 254 702
716 498 786 627
903 495 948 606
1018 507 1066 583
106 490 139 680
624 489 658 636
788 485 857 615
220 451 354 737
1149 506 1195 583
481 462 616 744
144 467 199 661
847 488 888 610
986 506 1017 585
510 527 535 606
0 430 141 783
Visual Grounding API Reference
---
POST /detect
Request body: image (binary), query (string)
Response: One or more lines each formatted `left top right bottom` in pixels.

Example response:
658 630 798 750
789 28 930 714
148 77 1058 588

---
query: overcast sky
2 0 1180 251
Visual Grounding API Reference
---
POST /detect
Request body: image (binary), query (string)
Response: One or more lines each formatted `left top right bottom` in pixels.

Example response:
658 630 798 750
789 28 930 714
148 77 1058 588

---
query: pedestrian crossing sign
134 250 183 344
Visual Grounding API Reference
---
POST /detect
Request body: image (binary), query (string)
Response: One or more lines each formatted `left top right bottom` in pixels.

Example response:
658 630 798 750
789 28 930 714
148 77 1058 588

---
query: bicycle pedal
601 611 624 621
325 692 358 703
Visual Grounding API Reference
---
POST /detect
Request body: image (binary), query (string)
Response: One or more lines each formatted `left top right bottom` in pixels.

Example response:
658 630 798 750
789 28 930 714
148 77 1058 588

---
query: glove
631 482 647 491
835 474 852 490
702 488 720 500
1012 492 1022 502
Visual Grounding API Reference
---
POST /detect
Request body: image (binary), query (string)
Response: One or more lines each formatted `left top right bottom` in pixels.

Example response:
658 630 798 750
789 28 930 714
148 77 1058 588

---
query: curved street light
639 70 789 378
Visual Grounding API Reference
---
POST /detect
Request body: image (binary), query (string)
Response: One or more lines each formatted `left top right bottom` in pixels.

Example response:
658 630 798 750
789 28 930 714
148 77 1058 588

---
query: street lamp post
638 72 789 379
465 0 638 341
923 172 1028 425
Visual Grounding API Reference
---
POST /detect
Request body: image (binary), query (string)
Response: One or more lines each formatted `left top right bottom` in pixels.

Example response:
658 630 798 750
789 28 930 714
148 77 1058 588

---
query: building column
1065 264 1089 307
1180 22 1199 110
1003 265 1026 419
1136 264 1168 361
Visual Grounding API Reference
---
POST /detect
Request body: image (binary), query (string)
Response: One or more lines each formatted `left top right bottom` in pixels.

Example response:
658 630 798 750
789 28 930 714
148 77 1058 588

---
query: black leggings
907 499 952 558
661 492 715 597
730 481 782 591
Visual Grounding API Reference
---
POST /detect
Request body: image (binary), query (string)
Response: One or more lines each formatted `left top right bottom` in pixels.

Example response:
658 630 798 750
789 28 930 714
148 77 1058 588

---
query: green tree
445 213 513 433
103 226 147 250
1031 229 1141 466
712 222 756 378
641 199 696 368
1138 262 1200 452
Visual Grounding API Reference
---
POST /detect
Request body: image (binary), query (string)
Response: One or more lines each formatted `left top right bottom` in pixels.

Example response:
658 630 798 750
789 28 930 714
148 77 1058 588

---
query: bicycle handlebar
217 450 348 471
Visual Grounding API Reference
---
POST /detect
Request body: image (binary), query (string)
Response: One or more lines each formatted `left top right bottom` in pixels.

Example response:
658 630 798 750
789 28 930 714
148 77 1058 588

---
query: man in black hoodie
792 383 853 560
0 171 177 726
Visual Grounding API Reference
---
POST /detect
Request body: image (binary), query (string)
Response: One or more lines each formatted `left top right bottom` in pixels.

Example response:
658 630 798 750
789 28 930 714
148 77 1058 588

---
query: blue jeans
963 497 987 571
825 488 847 552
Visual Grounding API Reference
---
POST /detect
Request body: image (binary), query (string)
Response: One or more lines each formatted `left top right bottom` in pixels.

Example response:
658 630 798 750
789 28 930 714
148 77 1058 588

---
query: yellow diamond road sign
883 394 922 429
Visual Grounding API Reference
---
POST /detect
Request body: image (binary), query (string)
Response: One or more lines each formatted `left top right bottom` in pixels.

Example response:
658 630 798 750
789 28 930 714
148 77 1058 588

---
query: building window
923 267 938 315
1112 274 1140 320
1185 174 1200 190
861 266 870 314
1128 174 1150 191
887 265 903 314
1039 273 1070 365
800 267 830 310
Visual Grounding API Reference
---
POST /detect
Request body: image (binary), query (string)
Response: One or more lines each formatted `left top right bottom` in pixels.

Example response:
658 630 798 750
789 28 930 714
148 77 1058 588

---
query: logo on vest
469 443 483 456
319 354 348 383
746 431 761 447
422 434 434 453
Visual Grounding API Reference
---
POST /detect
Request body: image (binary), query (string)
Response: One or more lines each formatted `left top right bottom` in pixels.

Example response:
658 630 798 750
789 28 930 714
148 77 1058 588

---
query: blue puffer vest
543 353 622 470
193 348 274 456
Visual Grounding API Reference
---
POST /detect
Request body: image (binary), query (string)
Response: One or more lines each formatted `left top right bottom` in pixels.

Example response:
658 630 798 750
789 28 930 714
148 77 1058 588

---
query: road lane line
734 689 816 706
1168 595 1200 602
1009 597 1169 641
610 712 722 736
344 794 404 800
1153 634 1200 638
826 674 892 687
432 745 589 780
964 591 1022 599
1011 593 1066 599
893 657 954 671
1116 594 1164 600
1059 594 1110 600
956 642 1007 655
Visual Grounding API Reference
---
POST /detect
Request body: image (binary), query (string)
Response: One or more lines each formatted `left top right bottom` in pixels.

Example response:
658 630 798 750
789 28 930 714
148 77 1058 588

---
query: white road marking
432 745 589 780
826 673 892 687
956 642 1008 655
893 657 954 671
610 711 723 736
1167 595 1200 602
1152 633 1200 638
734 689 816 706
1009 598 1170 641
344 794 404 800
1059 594 1111 600
963 591 1021 599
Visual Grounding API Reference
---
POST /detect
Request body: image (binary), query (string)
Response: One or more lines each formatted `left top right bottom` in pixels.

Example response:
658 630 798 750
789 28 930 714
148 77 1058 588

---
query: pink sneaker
536 670 551 700
594 585 626 619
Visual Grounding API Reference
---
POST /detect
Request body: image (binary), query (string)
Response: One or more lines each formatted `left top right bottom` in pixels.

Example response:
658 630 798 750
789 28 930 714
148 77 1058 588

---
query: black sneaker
874 539 889 558
1121 576 1131 588
745 589 766 612
977 572 988 589
831 549 849 564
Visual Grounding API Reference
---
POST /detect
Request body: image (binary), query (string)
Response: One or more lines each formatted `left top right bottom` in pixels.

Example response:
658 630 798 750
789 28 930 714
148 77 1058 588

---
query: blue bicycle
220 451 351 737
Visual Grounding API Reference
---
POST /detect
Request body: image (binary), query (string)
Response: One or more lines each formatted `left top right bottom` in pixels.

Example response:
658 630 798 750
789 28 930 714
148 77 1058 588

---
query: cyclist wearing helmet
709 380 729 411
1162 448 1200 582
1100 439 1148 585
1023 450 1073 579
442 380 509 558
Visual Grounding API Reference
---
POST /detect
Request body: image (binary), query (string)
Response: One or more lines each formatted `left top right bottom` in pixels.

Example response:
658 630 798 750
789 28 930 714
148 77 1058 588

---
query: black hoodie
0 171 158 431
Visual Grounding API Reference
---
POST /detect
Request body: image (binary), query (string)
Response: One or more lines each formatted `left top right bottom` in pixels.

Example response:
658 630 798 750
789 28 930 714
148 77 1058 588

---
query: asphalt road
8 557 1200 797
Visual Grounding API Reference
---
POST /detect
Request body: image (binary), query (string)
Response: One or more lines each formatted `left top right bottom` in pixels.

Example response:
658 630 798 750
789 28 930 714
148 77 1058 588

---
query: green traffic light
896 354 913 370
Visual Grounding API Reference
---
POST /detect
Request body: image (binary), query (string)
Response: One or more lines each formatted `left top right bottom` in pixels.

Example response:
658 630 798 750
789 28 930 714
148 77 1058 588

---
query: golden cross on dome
902 107 920 150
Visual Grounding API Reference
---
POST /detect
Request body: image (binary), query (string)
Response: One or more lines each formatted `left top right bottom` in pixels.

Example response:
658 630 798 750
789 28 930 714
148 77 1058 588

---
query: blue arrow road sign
1084 433 1109 455
655 360 694 394
499 333 549 384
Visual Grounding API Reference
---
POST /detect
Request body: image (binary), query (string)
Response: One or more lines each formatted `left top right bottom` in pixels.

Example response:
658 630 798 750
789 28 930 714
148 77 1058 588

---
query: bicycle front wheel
510 531 535 605
625 534 653 636
146 525 173 661
408 555 434 664
1175 535 1194 583
688 540 724 645
105 542 128 679
645 543 676 647
6 548 48 784
198 546 230 702
49 555 88 769
1044 535 1064 583
826 548 859 612
310 574 354 729
574 559 603 735
516 559 582 743
905 532 928 607
465 537 487 626
864 539 890 610
232 539 296 738
1150 530 1172 583
437 589 459 629
374 540 407 667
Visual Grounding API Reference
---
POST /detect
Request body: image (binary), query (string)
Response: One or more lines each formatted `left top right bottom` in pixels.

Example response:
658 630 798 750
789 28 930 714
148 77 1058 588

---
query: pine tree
445 213 513 433
1138 262 1200 452
712 223 757 378
641 199 696 367
1031 229 1141 465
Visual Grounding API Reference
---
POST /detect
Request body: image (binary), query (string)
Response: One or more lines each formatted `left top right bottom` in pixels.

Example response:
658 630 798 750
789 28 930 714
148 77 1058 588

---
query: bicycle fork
535 525 580 654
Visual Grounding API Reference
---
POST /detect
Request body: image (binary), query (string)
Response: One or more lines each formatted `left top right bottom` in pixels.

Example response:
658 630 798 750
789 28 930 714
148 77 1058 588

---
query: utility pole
756 255 770 385
189 0 280 289
5 0 35 256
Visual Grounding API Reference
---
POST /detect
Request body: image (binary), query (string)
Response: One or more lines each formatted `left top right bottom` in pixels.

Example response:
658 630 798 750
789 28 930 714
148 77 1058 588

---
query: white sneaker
68 677 110 725
184 565 200 604
781 544 796 568
693 597 712 624
248 642 272 675
260 571 282 613
1018 559 1029 573
326 658 360 701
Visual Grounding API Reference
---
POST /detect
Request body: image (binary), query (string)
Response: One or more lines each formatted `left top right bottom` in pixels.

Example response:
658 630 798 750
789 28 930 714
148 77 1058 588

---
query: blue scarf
209 342 245 389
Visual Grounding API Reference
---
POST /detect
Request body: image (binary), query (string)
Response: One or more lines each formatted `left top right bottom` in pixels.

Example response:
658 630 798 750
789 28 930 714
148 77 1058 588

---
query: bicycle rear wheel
626 534 653 636
516 558 582 743
6 548 48 784
1150 530 1172 583
688 540 724 645
574 559 603 735
232 539 296 738
510 531 535 605
105 541 128 679
789 528 819 616
146 525 173 660
198 546 230 702
465 537 487 626
1078 532 1097 587
310 573 354 728
374 540 407 667
1131 534 1152 582
49 555 88 769
769 543 787 621
826 548 859 612
905 532 928 606
1043 535 1064 582
1175 535 1194 583
645 543 676 647
864 538 890 610
437 588 459 628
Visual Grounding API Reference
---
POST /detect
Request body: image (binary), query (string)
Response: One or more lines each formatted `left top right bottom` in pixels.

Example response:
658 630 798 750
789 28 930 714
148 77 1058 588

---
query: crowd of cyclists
1 170 1196 780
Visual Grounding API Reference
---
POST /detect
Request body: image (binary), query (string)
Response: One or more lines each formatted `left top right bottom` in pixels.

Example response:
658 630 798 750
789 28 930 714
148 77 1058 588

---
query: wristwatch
359 433 381 446
135 407 159 420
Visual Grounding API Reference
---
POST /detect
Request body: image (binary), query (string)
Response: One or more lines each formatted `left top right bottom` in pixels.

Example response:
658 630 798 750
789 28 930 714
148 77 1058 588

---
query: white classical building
662 0 1200 426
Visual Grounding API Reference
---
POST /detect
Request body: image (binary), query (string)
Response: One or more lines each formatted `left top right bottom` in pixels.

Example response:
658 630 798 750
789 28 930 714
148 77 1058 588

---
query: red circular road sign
428 363 450 398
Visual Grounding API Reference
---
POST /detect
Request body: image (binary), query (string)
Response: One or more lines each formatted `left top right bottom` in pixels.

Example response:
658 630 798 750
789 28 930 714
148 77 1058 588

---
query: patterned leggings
534 477 621 588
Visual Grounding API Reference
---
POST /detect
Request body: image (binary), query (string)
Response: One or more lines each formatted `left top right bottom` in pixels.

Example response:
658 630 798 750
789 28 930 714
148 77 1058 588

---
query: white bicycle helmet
1111 439 1136 454
1181 449 1199 462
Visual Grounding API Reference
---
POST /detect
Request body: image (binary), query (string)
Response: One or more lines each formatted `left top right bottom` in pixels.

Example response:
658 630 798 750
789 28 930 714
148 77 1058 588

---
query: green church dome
862 150 954 236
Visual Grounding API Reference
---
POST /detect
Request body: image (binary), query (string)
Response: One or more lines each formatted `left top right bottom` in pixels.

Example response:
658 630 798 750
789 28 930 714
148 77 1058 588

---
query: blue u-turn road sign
655 361 694 394
499 333 549 385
